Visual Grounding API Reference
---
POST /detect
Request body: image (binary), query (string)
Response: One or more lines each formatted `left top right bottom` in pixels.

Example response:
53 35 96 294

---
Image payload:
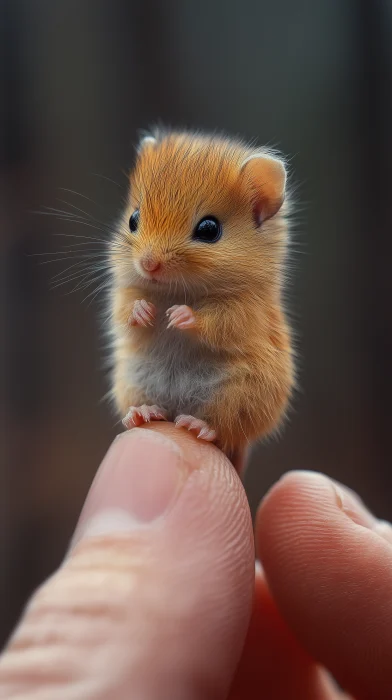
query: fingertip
136 421 231 469
257 468 382 542
75 423 234 539
255 470 335 558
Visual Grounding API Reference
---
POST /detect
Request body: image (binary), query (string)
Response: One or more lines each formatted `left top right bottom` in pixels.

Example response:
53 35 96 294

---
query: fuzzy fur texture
109 129 295 455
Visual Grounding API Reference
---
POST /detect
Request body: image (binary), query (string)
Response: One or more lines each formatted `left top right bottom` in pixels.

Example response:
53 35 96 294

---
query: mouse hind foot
174 415 248 474
122 404 168 429
174 414 217 442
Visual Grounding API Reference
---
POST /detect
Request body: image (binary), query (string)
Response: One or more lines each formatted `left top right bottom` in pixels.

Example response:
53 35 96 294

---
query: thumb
0 425 254 700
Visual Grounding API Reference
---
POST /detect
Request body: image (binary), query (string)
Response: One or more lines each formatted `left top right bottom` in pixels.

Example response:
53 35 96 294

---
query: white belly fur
128 311 226 419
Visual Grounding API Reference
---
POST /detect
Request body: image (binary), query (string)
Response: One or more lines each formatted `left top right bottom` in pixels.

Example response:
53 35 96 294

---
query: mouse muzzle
140 253 161 274
135 250 168 281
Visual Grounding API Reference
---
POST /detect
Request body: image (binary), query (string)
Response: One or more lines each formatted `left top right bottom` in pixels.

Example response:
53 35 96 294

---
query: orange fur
109 129 295 457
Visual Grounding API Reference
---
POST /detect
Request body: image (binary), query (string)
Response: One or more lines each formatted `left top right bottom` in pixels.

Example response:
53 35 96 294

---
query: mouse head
112 130 288 297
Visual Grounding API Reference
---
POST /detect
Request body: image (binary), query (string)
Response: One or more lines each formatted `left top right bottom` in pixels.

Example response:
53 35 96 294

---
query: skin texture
1 424 392 699
109 131 294 454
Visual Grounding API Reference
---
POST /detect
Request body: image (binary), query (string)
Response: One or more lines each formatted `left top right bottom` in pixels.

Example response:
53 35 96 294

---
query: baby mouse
109 128 295 469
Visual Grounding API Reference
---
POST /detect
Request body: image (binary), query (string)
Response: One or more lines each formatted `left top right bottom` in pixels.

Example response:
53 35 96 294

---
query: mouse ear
137 134 157 155
240 152 286 227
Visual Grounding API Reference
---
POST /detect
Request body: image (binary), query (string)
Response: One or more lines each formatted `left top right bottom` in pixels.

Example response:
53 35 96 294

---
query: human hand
0 425 391 699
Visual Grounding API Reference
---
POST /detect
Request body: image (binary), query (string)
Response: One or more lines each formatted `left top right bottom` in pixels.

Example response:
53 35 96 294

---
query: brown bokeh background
1 0 392 645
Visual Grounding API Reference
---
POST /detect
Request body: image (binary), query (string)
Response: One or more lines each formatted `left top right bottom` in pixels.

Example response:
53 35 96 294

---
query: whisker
55 198 111 230
55 198 99 222
33 208 88 221
50 275 97 291
91 172 125 189
49 242 109 250
85 279 111 306
38 253 108 264
52 233 109 242
52 262 109 282
52 234 127 254
50 270 107 291
57 219 117 237
61 277 109 296
35 208 116 238
33 248 108 257
58 187 102 207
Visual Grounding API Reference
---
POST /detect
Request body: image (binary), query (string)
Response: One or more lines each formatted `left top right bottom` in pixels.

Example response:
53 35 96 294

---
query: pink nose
140 255 161 273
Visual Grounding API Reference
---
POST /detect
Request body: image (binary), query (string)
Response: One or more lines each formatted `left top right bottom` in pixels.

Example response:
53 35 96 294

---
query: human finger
0 425 254 700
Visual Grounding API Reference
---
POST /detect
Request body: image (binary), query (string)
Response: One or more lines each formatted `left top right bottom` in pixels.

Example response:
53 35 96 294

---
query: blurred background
1 0 392 645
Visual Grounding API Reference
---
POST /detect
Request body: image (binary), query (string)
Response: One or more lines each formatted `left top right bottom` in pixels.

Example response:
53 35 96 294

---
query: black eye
193 216 222 243
129 209 140 233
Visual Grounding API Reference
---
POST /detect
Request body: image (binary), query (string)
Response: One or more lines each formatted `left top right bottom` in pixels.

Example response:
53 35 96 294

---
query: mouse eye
129 209 140 233
193 216 222 243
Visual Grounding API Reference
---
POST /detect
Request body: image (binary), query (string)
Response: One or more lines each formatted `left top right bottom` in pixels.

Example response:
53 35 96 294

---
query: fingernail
72 429 189 544
332 482 377 529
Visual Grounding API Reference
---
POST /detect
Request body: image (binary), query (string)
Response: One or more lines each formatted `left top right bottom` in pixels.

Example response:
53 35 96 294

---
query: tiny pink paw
166 305 196 330
174 414 217 442
122 404 167 429
129 299 156 328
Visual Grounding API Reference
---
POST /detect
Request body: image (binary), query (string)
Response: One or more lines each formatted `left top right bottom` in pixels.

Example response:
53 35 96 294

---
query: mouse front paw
166 305 196 330
128 299 156 328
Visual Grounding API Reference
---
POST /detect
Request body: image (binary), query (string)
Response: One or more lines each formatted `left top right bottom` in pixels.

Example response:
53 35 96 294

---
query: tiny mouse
109 128 295 470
